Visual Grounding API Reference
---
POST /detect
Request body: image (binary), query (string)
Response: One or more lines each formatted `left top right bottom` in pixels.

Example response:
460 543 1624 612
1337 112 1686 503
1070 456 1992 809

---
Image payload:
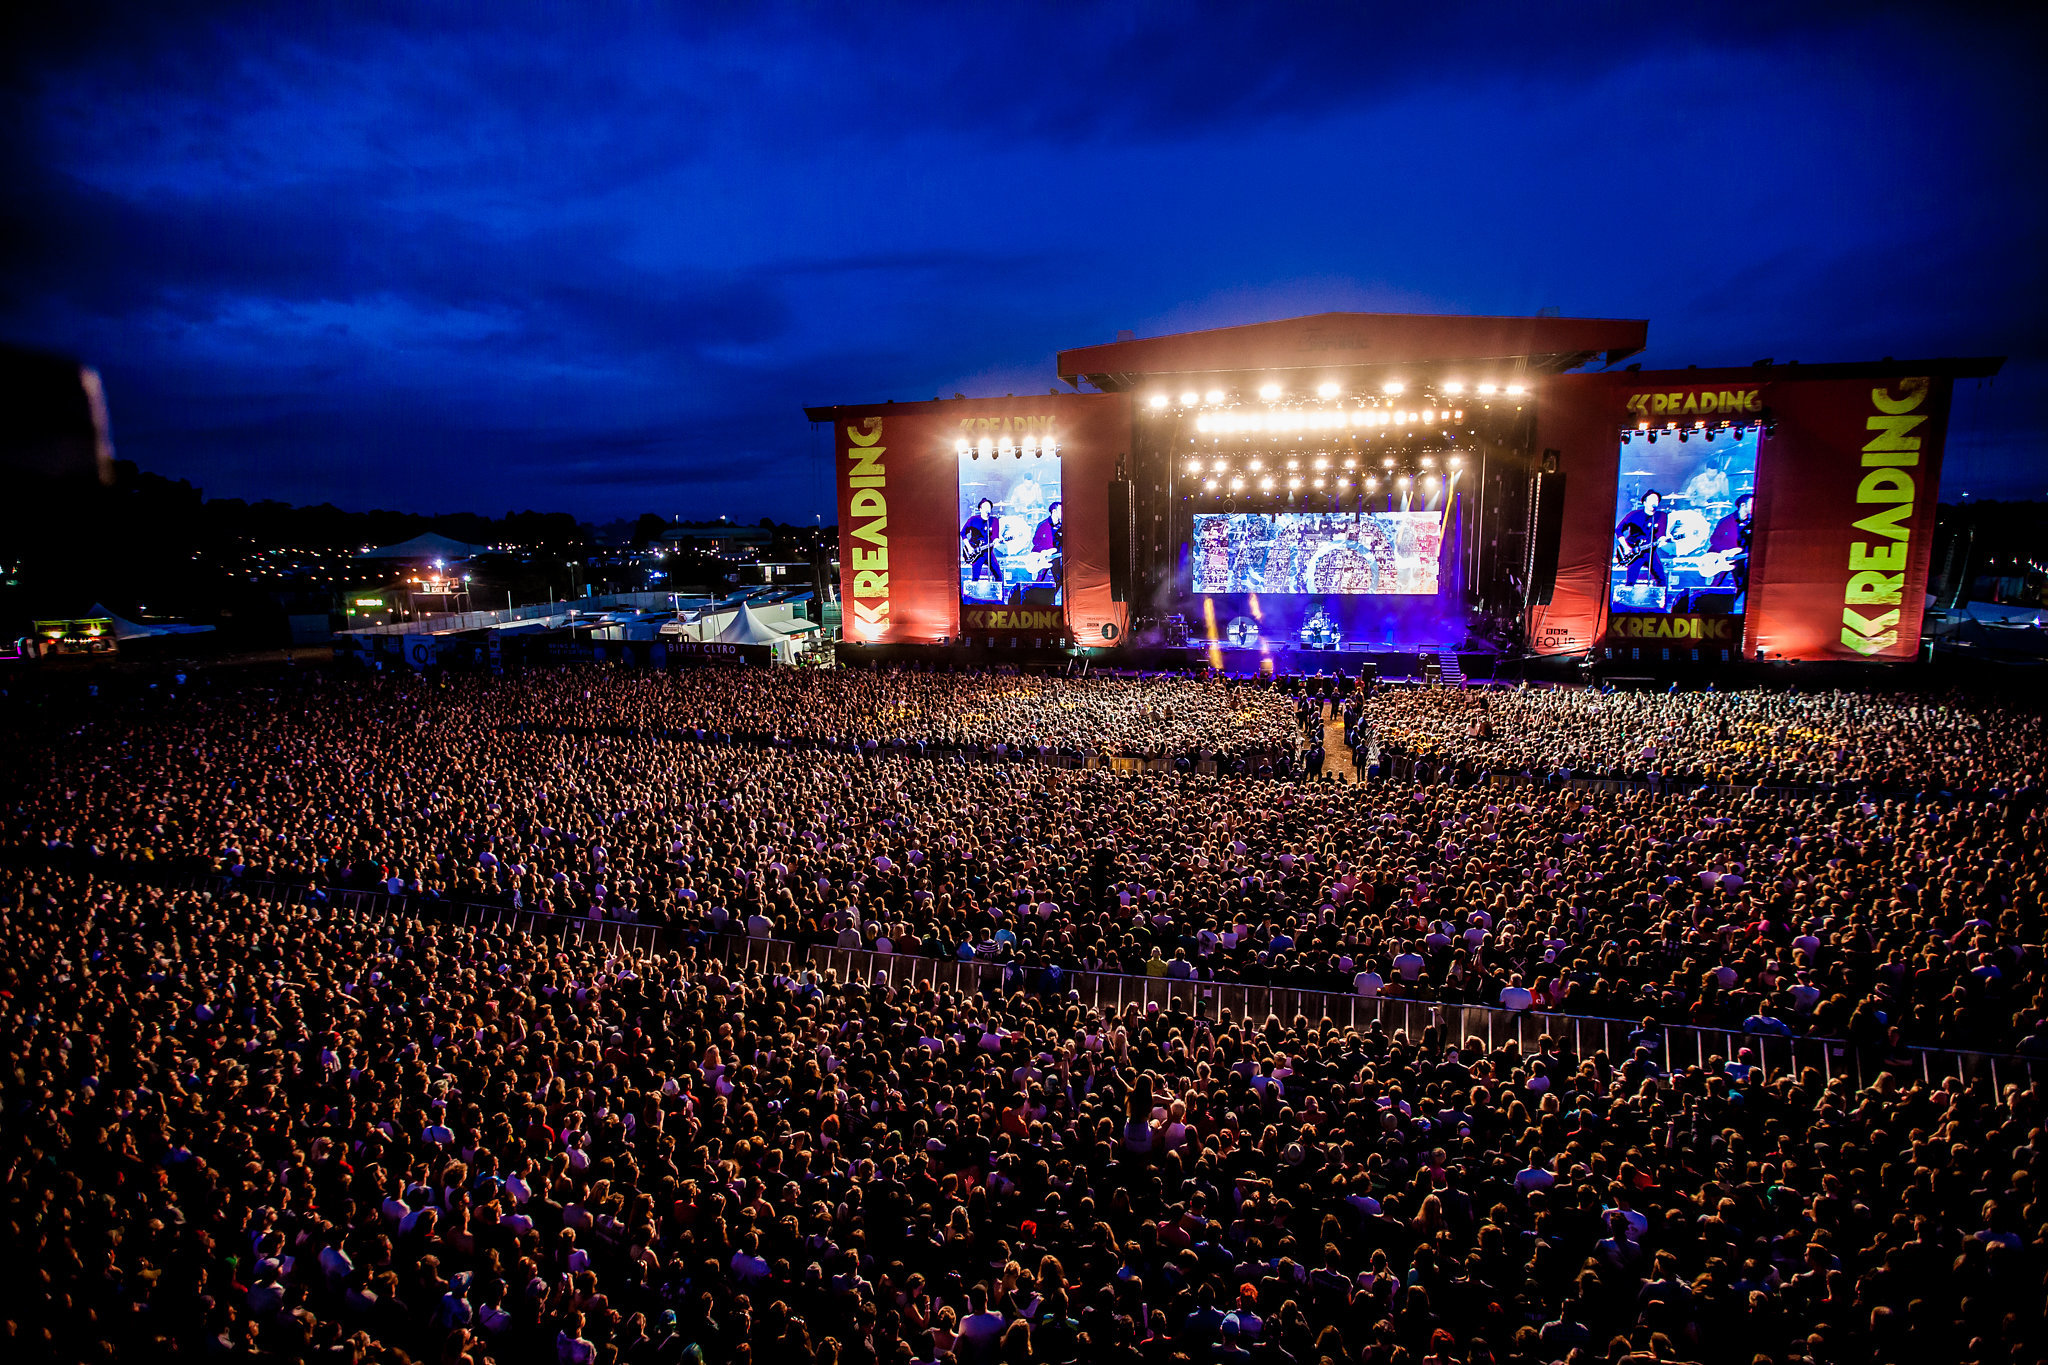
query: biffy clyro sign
670 640 772 666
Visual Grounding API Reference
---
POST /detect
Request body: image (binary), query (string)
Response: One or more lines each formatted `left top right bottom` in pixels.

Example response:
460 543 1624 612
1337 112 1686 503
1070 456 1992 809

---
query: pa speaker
1106 476 1135 603
1527 461 1566 607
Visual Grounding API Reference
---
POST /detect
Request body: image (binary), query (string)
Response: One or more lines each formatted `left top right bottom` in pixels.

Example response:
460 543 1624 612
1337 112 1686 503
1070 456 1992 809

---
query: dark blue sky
3 2 2040 522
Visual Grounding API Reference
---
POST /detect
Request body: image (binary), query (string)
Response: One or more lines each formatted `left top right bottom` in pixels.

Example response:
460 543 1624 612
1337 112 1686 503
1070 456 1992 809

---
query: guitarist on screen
1615 488 1666 589
1030 500 1064 590
961 497 1000 583
1706 492 1753 597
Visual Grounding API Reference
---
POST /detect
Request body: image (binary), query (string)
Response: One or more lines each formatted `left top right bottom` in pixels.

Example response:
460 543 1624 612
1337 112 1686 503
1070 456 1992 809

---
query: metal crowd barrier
743 940 2040 1096
55 862 2046 1096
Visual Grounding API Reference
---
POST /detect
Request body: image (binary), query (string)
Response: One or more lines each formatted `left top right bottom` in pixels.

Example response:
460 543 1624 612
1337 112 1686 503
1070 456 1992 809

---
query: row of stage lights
1185 451 1464 496
1149 378 1526 409
1196 406 1464 434
1622 418 1772 444
956 434 1060 458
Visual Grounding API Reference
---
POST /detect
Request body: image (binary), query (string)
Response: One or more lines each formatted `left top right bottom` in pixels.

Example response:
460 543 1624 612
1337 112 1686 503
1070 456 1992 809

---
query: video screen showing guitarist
958 448 1063 607
1609 426 1760 616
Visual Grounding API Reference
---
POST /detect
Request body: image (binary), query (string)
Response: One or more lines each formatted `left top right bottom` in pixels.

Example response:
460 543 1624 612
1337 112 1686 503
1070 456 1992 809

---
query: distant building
661 524 772 554
735 561 813 586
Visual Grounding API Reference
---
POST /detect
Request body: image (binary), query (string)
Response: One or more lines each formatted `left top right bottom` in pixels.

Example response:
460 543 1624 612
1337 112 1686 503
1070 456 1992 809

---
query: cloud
0 1 2041 515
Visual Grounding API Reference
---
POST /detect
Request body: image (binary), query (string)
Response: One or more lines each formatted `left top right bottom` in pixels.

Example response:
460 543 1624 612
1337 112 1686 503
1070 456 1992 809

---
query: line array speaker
1526 456 1566 607
1107 476 1135 603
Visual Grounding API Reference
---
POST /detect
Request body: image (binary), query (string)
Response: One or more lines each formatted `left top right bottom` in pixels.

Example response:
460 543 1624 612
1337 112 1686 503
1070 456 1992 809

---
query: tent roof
87 603 215 641
356 531 492 561
712 601 786 645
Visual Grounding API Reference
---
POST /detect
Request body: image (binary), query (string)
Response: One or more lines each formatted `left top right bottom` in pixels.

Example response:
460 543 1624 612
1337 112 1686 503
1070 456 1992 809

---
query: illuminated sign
846 418 890 636
1625 389 1763 418
1840 378 1928 656
962 607 1065 632
1606 614 1739 642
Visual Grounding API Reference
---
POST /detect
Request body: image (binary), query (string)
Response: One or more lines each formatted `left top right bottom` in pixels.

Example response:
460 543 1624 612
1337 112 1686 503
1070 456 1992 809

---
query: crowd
494 668 1304 763
7 667 2046 1057
3 868 2041 1365
1346 685 2045 797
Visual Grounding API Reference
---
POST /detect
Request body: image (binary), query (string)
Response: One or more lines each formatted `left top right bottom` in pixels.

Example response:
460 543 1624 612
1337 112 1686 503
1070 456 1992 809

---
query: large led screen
1192 511 1444 595
959 450 1063 607
1610 427 1758 615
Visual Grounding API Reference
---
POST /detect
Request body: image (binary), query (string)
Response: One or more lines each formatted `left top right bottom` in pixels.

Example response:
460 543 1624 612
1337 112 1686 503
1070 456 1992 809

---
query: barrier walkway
29 857 2037 1095
740 939 2040 1096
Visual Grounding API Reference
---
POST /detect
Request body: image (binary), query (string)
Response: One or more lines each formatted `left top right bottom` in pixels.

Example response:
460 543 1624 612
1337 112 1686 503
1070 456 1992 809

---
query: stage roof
1057 311 1648 393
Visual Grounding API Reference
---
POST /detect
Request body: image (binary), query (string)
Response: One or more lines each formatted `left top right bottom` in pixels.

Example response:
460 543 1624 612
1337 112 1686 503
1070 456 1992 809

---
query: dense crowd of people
1347 685 2045 796
5 667 2043 1058
3 868 2041 1365
500 668 1305 763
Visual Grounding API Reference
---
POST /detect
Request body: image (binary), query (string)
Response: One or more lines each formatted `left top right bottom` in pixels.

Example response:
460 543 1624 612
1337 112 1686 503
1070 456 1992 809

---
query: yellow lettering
1682 393 1699 414
1849 541 1907 572
846 422 882 447
852 517 887 545
1871 378 1929 414
849 489 887 518
1851 503 1913 540
1845 571 1904 606
853 570 889 597
1862 415 1926 458
847 446 886 480
1843 606 1900 635
852 546 888 571
1855 469 1915 504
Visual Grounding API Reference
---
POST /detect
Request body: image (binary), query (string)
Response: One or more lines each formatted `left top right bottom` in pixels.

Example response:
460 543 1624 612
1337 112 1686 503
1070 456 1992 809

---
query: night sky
3 3 2040 523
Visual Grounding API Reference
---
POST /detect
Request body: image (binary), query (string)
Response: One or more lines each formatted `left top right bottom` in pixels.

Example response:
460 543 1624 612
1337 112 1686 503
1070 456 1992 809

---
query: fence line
36 860 2037 1094
725 939 2031 1096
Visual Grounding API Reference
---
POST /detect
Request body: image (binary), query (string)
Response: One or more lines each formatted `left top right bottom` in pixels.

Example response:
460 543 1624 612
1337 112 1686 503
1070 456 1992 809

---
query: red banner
833 409 959 645
1745 376 1949 661
1531 369 1952 662
832 394 1130 646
